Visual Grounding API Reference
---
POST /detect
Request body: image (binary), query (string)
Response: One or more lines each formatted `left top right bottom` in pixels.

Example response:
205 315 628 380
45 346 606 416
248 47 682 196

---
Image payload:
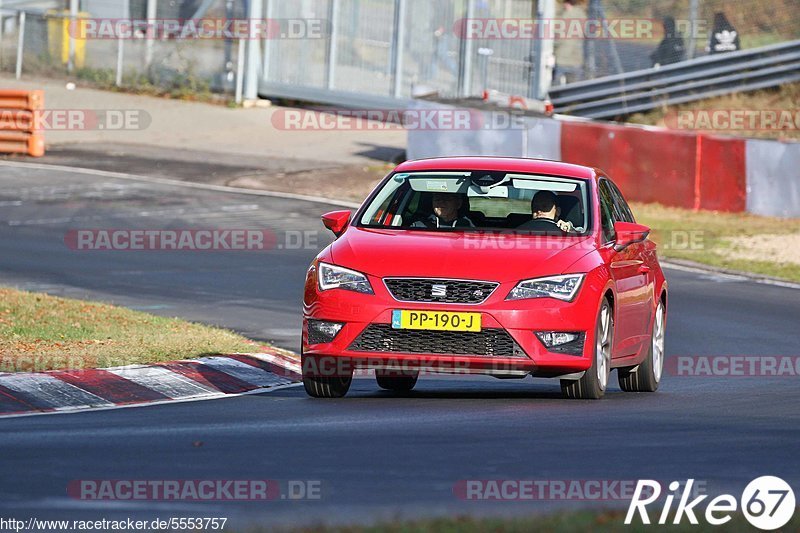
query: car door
597 179 644 358
607 179 654 352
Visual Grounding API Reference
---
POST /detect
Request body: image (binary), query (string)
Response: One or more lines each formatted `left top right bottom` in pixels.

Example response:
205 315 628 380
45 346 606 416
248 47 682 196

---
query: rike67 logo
626 477 795 530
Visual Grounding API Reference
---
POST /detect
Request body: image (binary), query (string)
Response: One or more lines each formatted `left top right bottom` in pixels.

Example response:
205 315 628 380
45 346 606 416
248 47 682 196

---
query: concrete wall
406 103 561 161
746 139 800 218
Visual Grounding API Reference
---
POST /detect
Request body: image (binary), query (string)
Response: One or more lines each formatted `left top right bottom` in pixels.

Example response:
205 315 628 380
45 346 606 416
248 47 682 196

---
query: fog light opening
307 320 345 344
535 331 586 356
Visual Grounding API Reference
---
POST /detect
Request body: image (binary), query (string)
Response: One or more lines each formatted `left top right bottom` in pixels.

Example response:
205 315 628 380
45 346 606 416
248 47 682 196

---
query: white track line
6 160 795 291
0 160 361 209
662 261 800 290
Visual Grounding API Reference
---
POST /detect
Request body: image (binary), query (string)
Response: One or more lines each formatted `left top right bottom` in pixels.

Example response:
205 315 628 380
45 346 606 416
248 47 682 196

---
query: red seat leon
302 157 668 399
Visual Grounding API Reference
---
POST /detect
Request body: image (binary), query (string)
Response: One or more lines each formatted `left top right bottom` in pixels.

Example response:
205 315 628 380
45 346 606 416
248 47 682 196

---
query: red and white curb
0 350 301 418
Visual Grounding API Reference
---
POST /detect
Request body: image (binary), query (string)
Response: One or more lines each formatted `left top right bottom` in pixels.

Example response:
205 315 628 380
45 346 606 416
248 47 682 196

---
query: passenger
518 190 576 233
412 192 474 228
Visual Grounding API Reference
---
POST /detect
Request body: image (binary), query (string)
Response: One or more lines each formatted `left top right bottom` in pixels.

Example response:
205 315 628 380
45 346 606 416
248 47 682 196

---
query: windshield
358 171 591 235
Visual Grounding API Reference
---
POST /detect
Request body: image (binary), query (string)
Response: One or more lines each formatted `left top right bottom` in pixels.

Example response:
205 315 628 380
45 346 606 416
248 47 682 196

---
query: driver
518 190 575 233
412 192 474 229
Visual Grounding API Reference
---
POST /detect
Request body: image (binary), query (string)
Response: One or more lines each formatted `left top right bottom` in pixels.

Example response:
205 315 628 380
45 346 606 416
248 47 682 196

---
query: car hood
329 227 595 283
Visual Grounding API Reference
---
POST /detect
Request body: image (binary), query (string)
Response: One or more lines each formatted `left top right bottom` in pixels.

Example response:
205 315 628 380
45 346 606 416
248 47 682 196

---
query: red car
302 157 667 399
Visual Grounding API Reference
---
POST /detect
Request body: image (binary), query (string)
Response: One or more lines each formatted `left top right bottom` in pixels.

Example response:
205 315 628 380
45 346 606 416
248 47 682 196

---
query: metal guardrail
549 40 800 119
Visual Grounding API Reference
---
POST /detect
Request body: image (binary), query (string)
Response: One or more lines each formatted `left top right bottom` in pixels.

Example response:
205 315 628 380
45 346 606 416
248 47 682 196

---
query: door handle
638 265 650 274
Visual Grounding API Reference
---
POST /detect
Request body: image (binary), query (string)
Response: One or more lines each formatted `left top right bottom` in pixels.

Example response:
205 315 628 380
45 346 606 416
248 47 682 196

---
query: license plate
391 310 481 332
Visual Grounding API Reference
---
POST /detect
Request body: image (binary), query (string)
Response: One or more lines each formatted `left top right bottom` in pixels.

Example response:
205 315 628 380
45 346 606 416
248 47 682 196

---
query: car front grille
348 324 527 358
384 278 498 304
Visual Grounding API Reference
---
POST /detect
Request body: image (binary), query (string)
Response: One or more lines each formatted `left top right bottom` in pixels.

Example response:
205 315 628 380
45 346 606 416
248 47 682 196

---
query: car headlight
506 274 585 302
318 262 374 294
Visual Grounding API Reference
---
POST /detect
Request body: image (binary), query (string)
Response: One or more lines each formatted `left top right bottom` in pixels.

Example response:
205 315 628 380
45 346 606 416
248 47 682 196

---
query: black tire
561 297 613 400
302 353 353 398
619 300 665 393
375 370 419 392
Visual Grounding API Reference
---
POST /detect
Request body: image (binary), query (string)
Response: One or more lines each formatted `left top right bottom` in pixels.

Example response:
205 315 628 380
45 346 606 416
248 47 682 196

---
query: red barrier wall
560 121 746 212
696 135 747 212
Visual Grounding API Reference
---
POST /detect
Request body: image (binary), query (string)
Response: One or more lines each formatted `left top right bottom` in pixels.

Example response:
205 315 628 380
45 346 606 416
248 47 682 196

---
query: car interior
360 173 589 233
404 190 585 230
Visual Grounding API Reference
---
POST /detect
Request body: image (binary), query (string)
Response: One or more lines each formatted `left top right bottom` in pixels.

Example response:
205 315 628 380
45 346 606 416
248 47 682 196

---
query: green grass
0 287 258 372
633 202 800 282
626 83 800 141
74 66 226 103
245 508 800 532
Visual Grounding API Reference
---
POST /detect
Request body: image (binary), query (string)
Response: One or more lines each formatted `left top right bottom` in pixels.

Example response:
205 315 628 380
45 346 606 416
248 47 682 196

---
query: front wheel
561 297 613 400
302 353 353 398
619 299 665 392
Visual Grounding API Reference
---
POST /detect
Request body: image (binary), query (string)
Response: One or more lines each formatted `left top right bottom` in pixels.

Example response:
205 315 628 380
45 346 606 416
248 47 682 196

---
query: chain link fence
261 0 800 100
0 0 238 97
1 0 798 101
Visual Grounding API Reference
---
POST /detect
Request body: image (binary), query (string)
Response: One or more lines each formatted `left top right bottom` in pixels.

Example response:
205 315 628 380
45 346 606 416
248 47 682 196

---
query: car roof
394 157 597 180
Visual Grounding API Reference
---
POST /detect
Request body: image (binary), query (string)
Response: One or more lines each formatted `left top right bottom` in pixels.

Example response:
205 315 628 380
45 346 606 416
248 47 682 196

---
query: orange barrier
0 89 45 157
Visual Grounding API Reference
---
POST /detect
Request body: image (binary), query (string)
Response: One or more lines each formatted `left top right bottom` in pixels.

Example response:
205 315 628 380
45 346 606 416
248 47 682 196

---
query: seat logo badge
472 290 484 299
431 284 447 297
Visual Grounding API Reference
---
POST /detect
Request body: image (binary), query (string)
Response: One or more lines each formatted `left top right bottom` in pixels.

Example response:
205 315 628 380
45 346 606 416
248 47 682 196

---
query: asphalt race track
1 163 799 528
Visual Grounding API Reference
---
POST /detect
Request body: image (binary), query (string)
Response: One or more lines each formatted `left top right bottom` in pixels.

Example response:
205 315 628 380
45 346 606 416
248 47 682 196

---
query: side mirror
613 221 650 251
321 210 352 237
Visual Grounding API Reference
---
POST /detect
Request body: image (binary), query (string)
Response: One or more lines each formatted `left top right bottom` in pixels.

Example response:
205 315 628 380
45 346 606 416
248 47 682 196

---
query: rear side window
607 181 635 223
597 180 617 242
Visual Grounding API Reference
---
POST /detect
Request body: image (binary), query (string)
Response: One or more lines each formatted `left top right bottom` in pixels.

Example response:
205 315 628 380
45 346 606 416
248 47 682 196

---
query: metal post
144 0 156 70
391 0 406 98
67 0 77 73
586 0 599 79
528 0 555 99
326 0 340 90
597 1 623 75
0 0 4 67
235 38 245 104
15 10 24 79
457 0 476 97
261 0 273 80
116 0 129 86
687 0 699 59
116 35 125 86
244 0 263 100
477 47 492 90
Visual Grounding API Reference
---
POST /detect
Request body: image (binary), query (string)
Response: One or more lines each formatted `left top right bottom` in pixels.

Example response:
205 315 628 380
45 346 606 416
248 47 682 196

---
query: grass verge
252 508 800 533
626 83 800 142
633 202 800 283
0 287 258 373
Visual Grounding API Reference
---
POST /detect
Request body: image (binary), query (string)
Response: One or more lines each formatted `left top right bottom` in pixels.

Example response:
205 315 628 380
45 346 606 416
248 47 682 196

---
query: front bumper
303 272 603 377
